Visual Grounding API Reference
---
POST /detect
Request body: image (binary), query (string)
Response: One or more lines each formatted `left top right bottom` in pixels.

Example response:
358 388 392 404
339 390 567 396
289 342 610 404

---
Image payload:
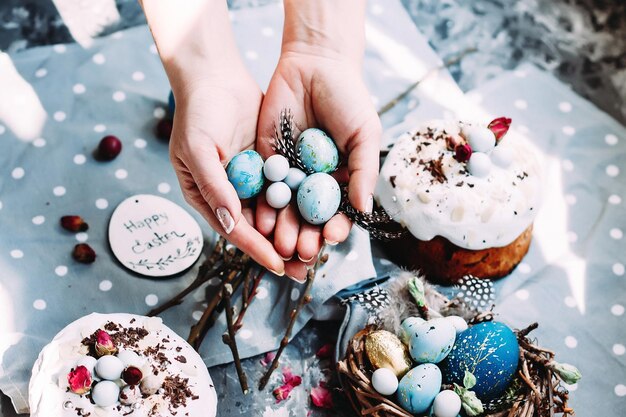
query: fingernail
269 268 285 277
279 255 293 261
365 194 374 214
287 275 306 284
298 254 315 263
215 207 234 234
324 239 339 246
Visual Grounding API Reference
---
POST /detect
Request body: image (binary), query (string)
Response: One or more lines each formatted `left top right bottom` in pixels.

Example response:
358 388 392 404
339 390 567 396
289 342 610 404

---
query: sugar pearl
91 380 120 407
75 356 97 378
116 350 143 368
464 126 496 153
490 145 514 168
432 390 462 417
95 355 124 380
140 374 165 395
284 167 307 190
467 152 492 177
266 182 292 209
119 384 141 405
263 154 290 182
371 368 398 396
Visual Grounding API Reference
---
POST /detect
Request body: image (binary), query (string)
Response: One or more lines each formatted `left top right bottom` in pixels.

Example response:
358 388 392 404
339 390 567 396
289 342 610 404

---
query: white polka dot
157 182 171 194
515 289 529 300
514 69 527 78
112 91 126 102
564 296 576 308
134 138 147 149
615 384 626 397
244 50 258 61
73 83 86 94
208 277 221 286
99 280 113 291
75 232 88 243
605 134 619 146
611 304 625 316
153 107 166 119
610 228 623 240
518 263 531 274
346 250 358 261
10 249 24 259
564 194 576 205
606 165 620 177
73 154 86 165
261 27 275 37
290 288 300 301
53 111 66 122
11 167 25 179
514 99 528 109
379 259 392 266
613 344 626 355
562 160 574 172
95 198 109 209
53 186 66 196
564 336 577 348
35 68 47 78
115 169 128 179
132 71 145 81
558 102 572 112
33 138 46 147
0 200 3 210
192 311 203 321
53 44 66 53
613 263 625 276
145 294 158 306
32 215 45 225
239 329 253 339
149 44 158 54
0 124 5 134
563 383 577 392
33 299 47 310
55 265 68 277
609 194 622 205
92 53 106 64
371 4 384 15
562 126 575 136
256 287 268 300
94 124 106 133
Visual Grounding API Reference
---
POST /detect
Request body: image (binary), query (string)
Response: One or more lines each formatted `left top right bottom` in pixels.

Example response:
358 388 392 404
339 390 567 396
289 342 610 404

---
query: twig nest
296 173 341 225
463 126 495 153
91 380 120 407
226 150 265 199
263 154 290 182
296 128 339 173
397 363 442 414
266 182 292 209
408 318 456 364
432 390 462 417
467 152 492 177
365 330 412 377
94 355 124 380
371 368 399 396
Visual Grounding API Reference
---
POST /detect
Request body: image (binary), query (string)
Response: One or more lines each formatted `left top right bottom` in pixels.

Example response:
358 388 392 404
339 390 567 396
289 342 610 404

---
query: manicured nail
215 207 234 234
324 239 339 246
279 255 293 261
365 194 374 214
298 254 315 263
287 275 306 284
269 268 285 277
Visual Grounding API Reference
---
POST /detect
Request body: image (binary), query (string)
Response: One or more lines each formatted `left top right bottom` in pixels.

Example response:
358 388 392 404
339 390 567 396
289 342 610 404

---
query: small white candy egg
75 356 97 377
119 384 141 405
432 389 462 417
464 126 496 153
467 152 492 177
140 373 165 395
266 182 292 209
91 380 120 407
284 167 307 190
445 316 468 335
263 154 290 182
371 368 398 396
490 145 514 168
95 355 124 381
116 350 143 369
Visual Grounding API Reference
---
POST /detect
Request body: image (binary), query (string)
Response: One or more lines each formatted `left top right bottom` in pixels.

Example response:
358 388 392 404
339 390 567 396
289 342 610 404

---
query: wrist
282 0 366 62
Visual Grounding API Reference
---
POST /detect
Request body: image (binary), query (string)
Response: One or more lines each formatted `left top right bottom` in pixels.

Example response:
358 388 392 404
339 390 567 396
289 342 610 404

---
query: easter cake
375 118 542 283
29 313 217 417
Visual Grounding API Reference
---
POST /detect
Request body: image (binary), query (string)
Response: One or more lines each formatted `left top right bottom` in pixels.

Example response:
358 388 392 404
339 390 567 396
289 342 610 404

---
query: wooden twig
258 247 327 390
221 283 249 394
234 270 265 331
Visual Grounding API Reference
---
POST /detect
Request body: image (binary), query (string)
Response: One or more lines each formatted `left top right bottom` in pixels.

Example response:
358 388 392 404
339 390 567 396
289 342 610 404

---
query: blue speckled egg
296 128 339 173
409 318 456 364
397 363 442 415
168 90 175 115
296 173 341 225
442 322 519 400
400 317 425 345
226 150 265 199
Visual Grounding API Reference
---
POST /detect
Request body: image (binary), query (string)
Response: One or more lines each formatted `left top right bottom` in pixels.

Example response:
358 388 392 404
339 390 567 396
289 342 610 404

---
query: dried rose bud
60 215 89 232
72 243 96 264
95 330 117 356
97 135 122 160
454 144 473 163
122 366 143 385
155 118 173 140
488 117 512 143
67 365 92 395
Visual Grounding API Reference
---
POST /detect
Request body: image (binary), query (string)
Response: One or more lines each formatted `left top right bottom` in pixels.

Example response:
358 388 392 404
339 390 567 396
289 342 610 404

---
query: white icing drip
375 120 542 250
29 313 217 417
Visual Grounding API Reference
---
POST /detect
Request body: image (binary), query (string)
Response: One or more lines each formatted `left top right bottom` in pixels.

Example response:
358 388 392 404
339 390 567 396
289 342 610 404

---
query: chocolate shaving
389 176 396 188
174 355 187 364
81 322 149 356
162 375 198 410
424 155 447 184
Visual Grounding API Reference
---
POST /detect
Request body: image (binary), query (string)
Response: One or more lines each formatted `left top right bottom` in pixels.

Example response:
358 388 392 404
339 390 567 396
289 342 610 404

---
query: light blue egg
400 317 425 345
296 173 341 225
284 167 307 190
442 322 519 400
296 128 339 173
397 363 442 415
168 90 175 115
226 150 265 199
409 318 456 364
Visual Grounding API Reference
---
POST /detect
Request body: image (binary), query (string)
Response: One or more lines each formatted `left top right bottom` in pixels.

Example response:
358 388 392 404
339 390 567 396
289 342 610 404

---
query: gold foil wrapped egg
365 330 412 377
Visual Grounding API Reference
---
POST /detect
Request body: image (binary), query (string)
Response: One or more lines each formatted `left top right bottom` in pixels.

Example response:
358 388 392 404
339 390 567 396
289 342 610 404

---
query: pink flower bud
310 384 334 409
95 330 117 356
454 144 473 163
67 366 92 395
122 366 143 386
488 117 512 143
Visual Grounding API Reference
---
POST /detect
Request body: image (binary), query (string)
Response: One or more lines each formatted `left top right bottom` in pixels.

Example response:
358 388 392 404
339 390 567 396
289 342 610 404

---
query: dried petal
273 368 302 403
60 216 89 232
95 330 117 356
310 385 334 409
122 366 143 385
260 351 276 367
67 366 92 395
72 243 96 264
488 117 512 143
315 344 333 359
454 144 473 163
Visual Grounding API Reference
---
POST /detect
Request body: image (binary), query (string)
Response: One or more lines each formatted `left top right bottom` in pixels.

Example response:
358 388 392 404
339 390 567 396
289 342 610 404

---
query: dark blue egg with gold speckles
442 322 519 400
